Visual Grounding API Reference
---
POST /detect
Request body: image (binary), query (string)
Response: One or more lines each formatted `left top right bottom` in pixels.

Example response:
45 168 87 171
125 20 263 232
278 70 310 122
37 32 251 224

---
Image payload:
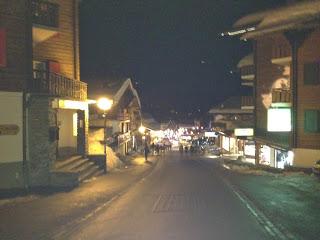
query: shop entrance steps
51 155 104 187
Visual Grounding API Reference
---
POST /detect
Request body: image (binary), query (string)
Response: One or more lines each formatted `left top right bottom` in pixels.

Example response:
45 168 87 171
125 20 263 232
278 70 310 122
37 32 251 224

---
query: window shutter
304 62 319 85
0 28 6 67
48 61 60 73
304 110 319 132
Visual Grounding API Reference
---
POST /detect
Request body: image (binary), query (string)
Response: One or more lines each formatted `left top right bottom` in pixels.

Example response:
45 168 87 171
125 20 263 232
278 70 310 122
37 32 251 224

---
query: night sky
80 0 286 121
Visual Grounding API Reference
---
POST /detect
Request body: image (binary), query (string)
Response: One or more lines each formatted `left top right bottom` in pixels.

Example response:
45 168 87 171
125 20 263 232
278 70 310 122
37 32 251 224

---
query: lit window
73 113 78 136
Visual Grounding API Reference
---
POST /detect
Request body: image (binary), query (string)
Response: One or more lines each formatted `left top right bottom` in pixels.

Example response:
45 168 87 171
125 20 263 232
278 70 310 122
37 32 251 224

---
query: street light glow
139 125 146 134
97 97 113 111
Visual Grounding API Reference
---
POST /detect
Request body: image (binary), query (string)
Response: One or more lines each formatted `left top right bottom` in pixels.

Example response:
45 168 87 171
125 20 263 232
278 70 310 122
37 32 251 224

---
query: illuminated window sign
205 132 217 137
267 108 291 132
234 128 254 136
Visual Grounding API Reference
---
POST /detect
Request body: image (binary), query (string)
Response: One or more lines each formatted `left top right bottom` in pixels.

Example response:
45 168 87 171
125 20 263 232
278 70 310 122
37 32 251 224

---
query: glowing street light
97 97 113 111
97 97 113 173
139 125 146 134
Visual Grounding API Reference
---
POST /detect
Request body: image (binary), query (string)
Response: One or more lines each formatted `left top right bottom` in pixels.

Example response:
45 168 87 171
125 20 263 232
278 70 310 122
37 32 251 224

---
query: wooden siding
255 33 291 146
33 0 80 81
0 0 31 92
297 28 320 149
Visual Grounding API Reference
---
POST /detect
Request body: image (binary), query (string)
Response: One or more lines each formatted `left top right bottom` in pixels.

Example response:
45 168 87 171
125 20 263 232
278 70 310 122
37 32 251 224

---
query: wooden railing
32 0 59 28
241 96 254 107
272 88 291 103
117 113 130 121
31 70 87 100
240 65 255 76
272 44 291 59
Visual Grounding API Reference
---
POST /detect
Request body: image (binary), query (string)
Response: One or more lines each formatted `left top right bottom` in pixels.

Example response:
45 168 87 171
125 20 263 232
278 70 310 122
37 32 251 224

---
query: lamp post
97 97 113 173
139 125 146 144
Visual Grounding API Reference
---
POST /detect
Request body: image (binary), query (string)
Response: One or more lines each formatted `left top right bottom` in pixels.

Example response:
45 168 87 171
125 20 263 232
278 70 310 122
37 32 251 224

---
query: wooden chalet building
228 0 320 168
89 78 142 160
208 96 254 157
0 0 95 189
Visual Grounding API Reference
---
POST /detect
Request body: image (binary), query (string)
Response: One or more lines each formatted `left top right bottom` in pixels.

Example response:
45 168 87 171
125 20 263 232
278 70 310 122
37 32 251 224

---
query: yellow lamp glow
139 125 146 134
97 98 113 111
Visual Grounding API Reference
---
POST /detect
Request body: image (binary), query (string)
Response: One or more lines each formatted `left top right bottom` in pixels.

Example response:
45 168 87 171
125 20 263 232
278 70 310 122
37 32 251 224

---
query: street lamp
97 97 113 173
139 125 146 134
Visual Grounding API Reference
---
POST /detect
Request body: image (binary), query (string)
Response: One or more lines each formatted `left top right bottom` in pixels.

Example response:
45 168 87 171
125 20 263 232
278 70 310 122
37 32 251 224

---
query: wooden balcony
271 44 291 65
31 70 87 101
241 96 254 109
117 113 130 121
32 0 59 44
272 88 291 106
240 65 255 84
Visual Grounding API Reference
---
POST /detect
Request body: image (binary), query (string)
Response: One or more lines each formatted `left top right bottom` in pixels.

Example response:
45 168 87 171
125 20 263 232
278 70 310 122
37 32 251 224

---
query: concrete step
54 155 83 170
51 156 104 187
62 158 92 172
79 165 102 182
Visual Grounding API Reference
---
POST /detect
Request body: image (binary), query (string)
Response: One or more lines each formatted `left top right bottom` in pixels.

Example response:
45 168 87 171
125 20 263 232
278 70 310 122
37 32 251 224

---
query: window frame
304 109 320 133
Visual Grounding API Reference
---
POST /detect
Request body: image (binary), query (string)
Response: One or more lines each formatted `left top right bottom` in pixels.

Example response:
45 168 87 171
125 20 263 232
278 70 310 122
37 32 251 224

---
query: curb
197 159 299 240
43 156 161 240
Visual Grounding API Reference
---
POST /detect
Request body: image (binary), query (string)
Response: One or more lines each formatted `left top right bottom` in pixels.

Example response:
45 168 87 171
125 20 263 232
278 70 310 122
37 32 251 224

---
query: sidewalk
219 158 320 240
0 156 158 240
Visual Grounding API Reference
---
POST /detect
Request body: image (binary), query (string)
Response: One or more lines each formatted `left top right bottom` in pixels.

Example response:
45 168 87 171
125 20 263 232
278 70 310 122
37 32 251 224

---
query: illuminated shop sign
204 132 218 137
267 108 291 132
234 128 254 136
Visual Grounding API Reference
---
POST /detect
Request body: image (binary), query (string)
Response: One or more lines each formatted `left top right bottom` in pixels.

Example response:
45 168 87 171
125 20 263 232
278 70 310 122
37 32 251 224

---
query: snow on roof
233 10 271 29
259 0 320 29
241 0 320 39
237 53 254 68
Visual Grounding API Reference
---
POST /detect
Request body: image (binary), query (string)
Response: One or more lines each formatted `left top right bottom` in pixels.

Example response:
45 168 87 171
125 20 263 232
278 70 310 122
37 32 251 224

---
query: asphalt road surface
68 152 270 240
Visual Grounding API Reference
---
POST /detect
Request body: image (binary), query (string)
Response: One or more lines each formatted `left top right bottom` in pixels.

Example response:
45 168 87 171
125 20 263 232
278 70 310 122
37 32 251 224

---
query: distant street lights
139 125 147 148
97 97 113 173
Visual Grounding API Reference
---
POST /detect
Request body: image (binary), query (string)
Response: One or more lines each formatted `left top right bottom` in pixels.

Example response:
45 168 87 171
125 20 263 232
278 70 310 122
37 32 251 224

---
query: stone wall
27 95 57 187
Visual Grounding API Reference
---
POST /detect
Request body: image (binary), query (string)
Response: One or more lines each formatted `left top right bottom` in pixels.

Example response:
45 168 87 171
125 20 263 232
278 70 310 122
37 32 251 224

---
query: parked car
312 160 320 175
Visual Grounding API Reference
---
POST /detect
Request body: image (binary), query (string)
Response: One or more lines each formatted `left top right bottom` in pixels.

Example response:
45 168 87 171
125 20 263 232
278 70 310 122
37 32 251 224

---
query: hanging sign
0 124 20 135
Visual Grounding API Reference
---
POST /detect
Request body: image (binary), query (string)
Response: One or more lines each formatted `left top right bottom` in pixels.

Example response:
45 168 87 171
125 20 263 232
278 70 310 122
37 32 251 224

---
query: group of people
144 142 172 162
179 144 205 154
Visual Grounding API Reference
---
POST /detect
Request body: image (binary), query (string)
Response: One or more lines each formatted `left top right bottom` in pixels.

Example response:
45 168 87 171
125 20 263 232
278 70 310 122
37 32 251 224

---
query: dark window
304 110 320 133
0 28 6 67
304 62 320 85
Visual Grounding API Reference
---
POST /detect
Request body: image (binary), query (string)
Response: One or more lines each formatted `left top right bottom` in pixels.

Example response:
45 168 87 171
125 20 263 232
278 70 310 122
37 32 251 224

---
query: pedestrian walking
179 144 184 154
144 143 150 162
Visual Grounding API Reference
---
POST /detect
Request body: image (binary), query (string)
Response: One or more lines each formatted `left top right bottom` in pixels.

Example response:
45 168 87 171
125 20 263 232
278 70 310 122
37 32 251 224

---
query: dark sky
80 0 286 121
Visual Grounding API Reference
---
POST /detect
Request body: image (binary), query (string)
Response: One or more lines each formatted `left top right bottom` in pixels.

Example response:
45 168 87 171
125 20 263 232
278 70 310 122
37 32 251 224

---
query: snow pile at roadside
88 128 124 171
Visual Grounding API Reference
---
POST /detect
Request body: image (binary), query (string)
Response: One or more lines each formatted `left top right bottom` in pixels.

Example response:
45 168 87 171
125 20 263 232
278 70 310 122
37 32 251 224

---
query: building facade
89 78 142 158
209 96 254 157
0 0 90 189
230 0 320 168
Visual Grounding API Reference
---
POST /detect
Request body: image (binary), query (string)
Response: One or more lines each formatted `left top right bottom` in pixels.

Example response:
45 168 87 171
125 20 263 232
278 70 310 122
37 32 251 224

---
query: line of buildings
209 0 320 168
0 0 149 190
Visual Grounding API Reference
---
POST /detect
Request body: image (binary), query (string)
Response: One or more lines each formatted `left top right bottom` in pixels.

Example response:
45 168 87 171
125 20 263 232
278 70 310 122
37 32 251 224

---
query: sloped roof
208 96 253 114
88 78 127 99
88 78 141 108
233 10 271 29
236 1 320 39
141 113 161 131
237 53 254 68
